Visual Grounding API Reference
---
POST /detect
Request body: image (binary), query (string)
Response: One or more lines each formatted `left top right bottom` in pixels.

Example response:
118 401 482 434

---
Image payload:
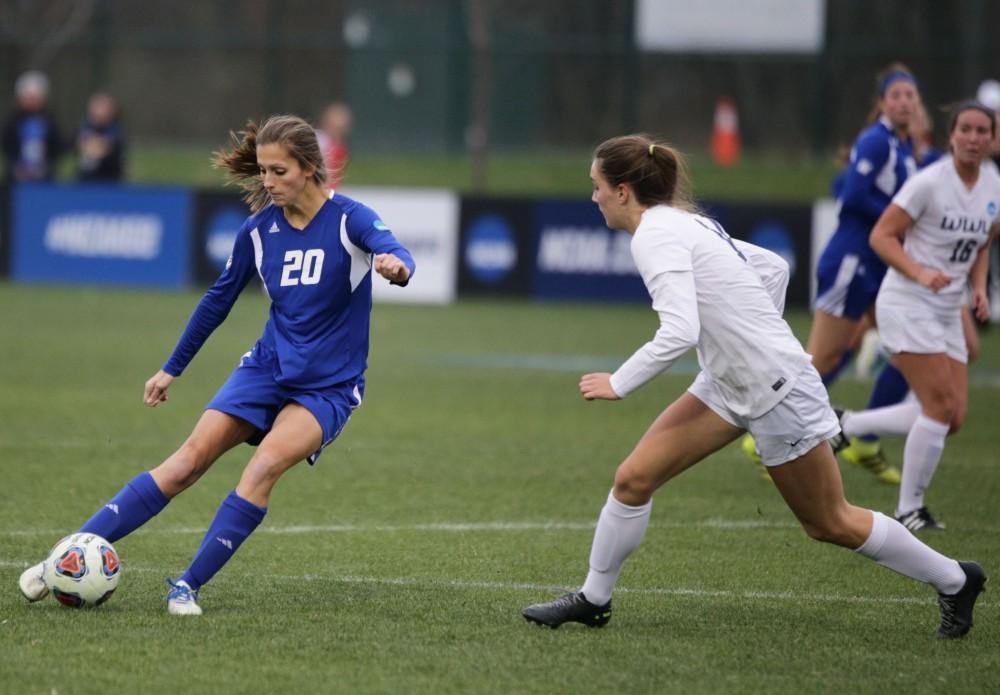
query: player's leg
806 309 861 384
892 352 966 530
168 402 327 615
769 440 984 638
81 410 255 542
18 410 253 603
523 388 743 628
840 359 907 484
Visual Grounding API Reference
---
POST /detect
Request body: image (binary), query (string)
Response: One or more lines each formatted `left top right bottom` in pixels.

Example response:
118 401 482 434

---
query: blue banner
532 200 648 301
12 183 192 288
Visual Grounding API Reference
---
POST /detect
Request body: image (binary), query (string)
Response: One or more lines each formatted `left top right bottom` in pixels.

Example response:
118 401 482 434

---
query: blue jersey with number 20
163 192 415 389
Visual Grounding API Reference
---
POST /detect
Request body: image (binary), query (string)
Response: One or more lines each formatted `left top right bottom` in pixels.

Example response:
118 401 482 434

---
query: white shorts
875 291 967 364
687 365 840 467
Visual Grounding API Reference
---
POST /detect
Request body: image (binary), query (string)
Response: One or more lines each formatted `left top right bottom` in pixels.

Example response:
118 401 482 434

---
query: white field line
1 559 993 609
5 518 1000 536
0 519 805 538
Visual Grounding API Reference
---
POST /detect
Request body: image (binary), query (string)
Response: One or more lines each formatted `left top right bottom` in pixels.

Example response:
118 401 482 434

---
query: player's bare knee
241 452 287 489
155 444 212 493
801 510 863 547
612 466 654 505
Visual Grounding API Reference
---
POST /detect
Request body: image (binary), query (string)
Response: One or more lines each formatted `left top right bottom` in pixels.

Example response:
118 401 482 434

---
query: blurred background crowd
3 0 1000 189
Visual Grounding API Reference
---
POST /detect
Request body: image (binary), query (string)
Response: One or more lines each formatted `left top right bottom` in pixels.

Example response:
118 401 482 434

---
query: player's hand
915 266 951 292
971 288 990 322
580 372 620 401
143 370 174 407
374 253 411 284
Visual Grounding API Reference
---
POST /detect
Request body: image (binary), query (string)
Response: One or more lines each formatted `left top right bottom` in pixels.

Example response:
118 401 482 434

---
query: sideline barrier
0 185 8 279
12 183 192 289
3 182 827 310
7 183 459 304
457 197 814 307
458 197 536 297
342 186 458 305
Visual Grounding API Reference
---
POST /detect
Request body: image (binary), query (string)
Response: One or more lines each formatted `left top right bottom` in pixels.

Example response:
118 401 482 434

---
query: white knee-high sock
854 511 965 594
580 491 652 605
842 401 921 438
898 414 950 516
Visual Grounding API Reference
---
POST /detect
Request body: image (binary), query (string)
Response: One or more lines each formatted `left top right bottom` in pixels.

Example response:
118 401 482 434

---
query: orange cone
710 96 741 167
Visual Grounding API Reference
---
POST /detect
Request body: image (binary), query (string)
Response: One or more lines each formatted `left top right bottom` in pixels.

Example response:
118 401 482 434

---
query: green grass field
1 284 998 694
66 142 841 202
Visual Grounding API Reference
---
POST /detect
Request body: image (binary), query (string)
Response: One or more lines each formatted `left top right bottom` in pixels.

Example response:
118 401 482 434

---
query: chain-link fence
2 0 1000 155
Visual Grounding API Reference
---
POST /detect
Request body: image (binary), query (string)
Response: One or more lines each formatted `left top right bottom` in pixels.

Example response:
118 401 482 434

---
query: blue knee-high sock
79 472 169 543
860 363 910 443
180 491 266 591
822 349 854 387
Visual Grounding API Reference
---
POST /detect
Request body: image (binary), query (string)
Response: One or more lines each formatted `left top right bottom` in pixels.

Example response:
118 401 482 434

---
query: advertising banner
526 198 811 306
12 183 192 288
192 189 249 285
0 185 8 278
532 199 647 301
810 198 838 305
458 197 536 297
343 186 458 304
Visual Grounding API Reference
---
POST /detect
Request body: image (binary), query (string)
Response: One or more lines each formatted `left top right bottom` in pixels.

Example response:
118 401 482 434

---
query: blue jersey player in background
18 114 415 615
743 63 920 485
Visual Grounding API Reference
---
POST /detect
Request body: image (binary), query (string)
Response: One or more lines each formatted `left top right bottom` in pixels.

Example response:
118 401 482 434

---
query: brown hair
862 61 918 127
946 99 997 137
593 134 698 212
212 114 327 213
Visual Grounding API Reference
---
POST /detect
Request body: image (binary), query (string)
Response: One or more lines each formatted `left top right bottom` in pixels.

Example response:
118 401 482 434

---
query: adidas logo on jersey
105 503 119 514
216 537 233 550
268 222 280 234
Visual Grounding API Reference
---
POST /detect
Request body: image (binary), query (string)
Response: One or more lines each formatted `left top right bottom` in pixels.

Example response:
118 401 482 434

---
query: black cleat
896 506 945 531
522 591 612 629
937 561 987 639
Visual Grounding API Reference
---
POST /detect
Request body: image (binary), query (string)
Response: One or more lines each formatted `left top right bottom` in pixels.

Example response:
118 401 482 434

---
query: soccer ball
43 533 121 608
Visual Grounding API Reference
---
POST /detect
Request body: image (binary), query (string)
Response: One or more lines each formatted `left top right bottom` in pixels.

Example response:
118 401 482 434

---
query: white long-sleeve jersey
609 205 812 418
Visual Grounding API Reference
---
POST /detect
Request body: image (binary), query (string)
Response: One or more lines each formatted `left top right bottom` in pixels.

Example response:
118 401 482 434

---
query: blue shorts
206 347 364 465
814 231 887 320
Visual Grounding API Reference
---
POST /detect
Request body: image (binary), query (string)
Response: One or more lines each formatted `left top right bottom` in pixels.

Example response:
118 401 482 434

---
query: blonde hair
593 134 698 212
212 114 327 212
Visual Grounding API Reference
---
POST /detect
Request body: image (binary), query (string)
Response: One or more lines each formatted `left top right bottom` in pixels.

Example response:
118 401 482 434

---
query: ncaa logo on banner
464 214 517 284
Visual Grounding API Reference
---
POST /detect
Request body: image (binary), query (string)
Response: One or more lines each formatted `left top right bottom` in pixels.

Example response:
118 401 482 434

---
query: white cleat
166 578 202 616
18 561 49 602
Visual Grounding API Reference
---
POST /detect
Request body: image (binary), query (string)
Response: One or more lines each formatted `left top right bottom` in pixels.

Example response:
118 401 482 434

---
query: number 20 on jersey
280 249 325 286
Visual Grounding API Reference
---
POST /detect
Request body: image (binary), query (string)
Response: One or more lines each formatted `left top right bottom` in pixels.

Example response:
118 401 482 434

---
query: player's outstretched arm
374 253 411 284
143 369 174 407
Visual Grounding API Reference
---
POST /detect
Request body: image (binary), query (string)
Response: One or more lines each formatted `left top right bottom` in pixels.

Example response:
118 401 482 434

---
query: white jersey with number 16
881 157 1000 311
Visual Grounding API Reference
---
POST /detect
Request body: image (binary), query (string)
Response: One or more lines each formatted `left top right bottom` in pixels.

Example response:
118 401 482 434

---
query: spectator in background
1 70 63 183
76 91 124 182
315 101 352 188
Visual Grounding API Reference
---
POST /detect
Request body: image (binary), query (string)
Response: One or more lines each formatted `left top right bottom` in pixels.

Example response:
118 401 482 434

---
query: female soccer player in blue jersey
19 114 415 615
810 63 922 480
